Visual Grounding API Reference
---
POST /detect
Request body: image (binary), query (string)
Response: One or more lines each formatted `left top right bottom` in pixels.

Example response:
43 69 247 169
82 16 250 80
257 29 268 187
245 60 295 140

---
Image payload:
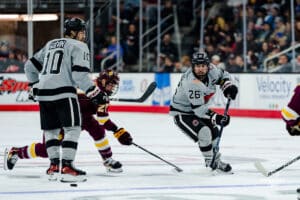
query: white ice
0 112 300 200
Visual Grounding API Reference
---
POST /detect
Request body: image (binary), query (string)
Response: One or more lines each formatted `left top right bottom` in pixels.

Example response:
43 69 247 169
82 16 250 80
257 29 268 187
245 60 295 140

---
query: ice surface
0 112 299 200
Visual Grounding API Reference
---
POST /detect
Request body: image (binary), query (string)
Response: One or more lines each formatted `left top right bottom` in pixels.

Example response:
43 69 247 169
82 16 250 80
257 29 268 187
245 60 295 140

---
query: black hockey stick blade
111 82 157 102
132 142 183 172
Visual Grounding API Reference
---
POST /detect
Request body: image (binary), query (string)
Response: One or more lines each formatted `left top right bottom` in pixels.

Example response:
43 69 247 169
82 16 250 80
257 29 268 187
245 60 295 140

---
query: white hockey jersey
170 64 231 118
25 38 94 101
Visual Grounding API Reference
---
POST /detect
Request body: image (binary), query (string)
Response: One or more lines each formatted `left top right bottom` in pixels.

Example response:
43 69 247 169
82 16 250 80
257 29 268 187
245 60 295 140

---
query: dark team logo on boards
0 76 30 102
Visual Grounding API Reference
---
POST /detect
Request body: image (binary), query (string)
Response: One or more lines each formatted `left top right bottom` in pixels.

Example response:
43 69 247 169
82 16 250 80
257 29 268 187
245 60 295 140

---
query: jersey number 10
42 50 63 75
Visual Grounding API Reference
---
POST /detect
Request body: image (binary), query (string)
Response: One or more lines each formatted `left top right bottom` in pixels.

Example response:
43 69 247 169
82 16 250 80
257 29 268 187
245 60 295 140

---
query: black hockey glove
221 80 238 100
114 128 133 145
86 86 109 106
28 82 38 102
210 112 230 127
286 124 300 136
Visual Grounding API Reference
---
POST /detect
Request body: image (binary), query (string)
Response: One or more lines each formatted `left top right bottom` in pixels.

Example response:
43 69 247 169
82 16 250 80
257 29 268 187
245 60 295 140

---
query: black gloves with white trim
220 80 238 100
207 110 230 127
28 82 38 102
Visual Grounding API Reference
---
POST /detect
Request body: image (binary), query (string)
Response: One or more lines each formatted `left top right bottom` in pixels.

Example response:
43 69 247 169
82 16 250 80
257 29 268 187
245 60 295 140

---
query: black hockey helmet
64 17 86 37
97 69 120 96
191 51 210 81
191 51 209 66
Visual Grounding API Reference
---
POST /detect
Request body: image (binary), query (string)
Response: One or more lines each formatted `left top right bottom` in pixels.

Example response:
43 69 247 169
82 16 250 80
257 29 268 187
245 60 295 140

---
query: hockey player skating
4 70 133 178
24 18 113 182
170 51 238 173
281 84 300 136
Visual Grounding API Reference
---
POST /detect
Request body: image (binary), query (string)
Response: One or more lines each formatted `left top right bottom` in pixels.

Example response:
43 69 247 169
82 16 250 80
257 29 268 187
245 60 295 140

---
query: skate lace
104 158 118 166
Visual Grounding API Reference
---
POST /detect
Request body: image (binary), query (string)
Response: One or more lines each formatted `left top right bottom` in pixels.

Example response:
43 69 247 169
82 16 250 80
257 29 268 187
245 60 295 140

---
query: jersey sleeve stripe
37 86 77 96
72 65 90 72
30 57 43 72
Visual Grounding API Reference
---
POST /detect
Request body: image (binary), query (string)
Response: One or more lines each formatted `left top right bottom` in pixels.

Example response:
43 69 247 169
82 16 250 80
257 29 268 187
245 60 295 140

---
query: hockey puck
70 183 78 187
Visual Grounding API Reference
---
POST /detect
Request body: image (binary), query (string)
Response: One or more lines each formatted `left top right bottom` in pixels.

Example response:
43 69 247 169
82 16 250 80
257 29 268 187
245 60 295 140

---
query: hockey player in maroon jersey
281 84 300 136
4 70 133 175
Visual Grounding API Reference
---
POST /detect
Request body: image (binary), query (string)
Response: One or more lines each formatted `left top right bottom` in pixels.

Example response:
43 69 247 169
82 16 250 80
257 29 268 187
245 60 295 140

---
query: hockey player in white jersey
24 17 107 182
170 51 238 173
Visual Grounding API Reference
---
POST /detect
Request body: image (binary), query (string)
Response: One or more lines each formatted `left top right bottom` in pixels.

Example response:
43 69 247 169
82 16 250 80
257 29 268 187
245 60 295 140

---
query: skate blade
60 174 87 183
106 168 123 173
3 148 8 171
48 173 59 181
211 169 234 175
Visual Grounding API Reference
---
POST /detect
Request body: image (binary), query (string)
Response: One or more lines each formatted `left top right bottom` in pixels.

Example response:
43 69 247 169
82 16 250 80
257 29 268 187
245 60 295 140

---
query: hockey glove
114 128 133 145
86 86 109 106
210 113 230 127
28 82 38 102
286 124 300 136
221 80 238 100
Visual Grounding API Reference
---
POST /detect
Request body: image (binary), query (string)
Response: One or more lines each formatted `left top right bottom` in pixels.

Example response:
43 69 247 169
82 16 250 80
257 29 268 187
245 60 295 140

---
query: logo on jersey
192 119 199 127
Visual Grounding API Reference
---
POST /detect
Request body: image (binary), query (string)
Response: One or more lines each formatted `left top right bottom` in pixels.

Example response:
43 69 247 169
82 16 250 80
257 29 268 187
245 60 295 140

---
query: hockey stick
132 142 183 172
110 82 157 102
210 98 231 169
254 155 300 177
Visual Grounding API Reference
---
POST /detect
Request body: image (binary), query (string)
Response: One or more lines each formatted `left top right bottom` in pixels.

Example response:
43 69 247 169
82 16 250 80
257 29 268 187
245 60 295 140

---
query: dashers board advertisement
240 74 298 110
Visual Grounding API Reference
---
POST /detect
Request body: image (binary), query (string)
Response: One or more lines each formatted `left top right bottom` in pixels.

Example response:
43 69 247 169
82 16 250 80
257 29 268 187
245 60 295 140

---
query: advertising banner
152 73 171 106
0 74 32 104
112 73 155 105
240 74 299 110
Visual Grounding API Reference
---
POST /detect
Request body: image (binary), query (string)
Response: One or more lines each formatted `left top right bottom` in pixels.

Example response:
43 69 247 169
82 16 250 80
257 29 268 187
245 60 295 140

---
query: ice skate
4 147 19 170
103 157 123 173
46 163 60 181
60 160 87 183
205 153 233 174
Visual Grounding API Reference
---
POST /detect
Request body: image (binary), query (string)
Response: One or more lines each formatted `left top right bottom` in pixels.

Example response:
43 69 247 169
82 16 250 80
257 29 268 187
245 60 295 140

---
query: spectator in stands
233 33 243 55
254 7 266 30
160 55 175 73
101 36 124 70
151 53 166 72
160 33 178 61
291 54 300 73
256 22 272 44
123 23 139 65
226 55 244 73
174 55 191 73
270 17 286 41
246 50 260 72
204 44 215 58
257 42 271 67
269 54 292 73
295 19 300 42
225 54 236 72
211 54 225 70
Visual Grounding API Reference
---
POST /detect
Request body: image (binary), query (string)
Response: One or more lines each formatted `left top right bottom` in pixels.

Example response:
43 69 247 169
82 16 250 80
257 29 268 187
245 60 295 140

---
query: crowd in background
1 0 300 73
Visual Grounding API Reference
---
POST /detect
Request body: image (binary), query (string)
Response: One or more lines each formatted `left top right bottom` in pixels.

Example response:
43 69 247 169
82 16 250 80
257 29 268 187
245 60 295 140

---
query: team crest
192 119 199 126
